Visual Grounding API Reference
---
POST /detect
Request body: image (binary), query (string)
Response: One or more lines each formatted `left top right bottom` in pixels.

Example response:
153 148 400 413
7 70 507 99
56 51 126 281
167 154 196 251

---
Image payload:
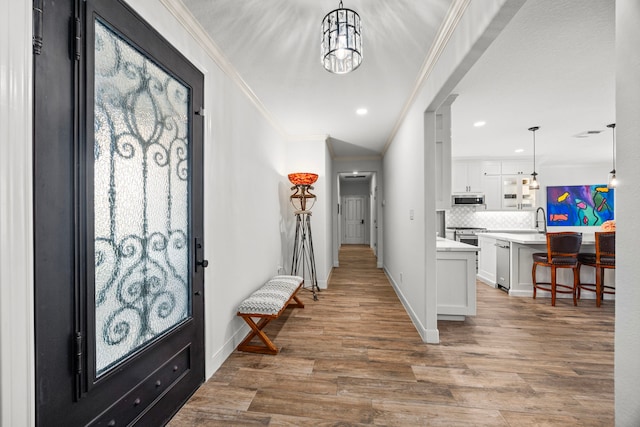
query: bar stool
532 232 582 306
577 231 615 307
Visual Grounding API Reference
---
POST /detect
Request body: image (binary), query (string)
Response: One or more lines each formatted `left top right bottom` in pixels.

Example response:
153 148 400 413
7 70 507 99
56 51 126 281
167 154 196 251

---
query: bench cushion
237 275 303 315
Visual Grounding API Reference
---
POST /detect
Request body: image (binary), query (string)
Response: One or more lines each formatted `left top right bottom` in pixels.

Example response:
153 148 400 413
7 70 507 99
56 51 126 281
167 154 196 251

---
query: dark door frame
33 1 206 425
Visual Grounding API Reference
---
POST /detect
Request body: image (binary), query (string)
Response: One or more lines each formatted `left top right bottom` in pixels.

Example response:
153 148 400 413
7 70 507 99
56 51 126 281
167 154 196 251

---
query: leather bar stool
532 232 582 306
577 231 615 307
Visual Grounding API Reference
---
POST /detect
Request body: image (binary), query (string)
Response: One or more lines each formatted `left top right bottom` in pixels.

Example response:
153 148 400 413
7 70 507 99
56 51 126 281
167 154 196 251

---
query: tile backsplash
446 206 534 230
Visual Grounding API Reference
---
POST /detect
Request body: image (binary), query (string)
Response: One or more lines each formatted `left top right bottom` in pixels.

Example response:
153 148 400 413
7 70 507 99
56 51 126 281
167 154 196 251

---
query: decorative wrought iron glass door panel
34 1 204 425
93 20 191 376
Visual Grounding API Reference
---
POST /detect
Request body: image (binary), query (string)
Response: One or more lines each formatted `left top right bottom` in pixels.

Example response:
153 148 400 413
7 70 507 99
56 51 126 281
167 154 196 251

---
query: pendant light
321 1 362 74
528 126 540 190
607 123 617 189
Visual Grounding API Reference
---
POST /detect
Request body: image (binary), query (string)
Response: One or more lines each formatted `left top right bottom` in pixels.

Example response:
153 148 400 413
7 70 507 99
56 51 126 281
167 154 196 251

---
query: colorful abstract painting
547 185 614 227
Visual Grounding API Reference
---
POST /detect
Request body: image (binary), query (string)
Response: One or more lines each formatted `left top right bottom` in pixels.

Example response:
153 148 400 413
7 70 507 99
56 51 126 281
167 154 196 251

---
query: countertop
437 237 480 252
478 232 595 245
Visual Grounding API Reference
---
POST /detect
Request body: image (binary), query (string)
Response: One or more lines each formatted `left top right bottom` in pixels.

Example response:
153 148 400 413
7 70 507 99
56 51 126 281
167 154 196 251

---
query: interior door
34 1 206 425
343 196 366 244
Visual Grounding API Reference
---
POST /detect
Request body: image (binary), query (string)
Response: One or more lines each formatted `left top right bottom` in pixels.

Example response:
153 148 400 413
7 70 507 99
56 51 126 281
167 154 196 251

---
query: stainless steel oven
447 227 486 272
447 227 487 246
455 232 479 246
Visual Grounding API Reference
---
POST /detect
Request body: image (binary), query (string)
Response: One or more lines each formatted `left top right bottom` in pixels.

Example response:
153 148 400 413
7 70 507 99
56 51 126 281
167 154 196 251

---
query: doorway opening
336 171 380 267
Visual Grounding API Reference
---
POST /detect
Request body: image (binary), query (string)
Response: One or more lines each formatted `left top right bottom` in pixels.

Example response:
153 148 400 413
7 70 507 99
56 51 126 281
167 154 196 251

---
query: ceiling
177 0 615 165
451 0 615 166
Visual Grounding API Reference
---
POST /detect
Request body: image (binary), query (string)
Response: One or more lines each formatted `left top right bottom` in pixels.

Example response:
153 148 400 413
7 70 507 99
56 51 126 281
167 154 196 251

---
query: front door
34 1 206 425
343 196 366 244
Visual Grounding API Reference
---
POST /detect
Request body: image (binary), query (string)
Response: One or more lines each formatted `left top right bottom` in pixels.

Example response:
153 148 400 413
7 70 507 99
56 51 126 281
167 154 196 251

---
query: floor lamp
288 173 320 301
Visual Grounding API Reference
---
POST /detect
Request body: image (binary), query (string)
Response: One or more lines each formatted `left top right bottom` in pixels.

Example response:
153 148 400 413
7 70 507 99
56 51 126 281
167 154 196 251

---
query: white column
615 0 640 424
0 1 35 426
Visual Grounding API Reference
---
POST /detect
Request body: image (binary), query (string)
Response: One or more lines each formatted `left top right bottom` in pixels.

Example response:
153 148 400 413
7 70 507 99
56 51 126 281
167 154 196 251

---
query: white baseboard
383 267 440 344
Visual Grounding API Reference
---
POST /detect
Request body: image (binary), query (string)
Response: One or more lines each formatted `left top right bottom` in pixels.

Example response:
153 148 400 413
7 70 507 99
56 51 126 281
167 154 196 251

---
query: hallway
169 245 614 426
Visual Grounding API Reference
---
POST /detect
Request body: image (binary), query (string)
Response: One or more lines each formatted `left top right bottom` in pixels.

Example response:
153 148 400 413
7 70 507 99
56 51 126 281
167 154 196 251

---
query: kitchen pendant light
529 126 540 190
321 1 362 74
607 123 617 189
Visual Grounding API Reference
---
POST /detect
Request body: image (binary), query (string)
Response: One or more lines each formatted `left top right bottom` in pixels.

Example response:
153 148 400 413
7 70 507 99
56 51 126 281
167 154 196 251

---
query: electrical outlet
277 265 283 274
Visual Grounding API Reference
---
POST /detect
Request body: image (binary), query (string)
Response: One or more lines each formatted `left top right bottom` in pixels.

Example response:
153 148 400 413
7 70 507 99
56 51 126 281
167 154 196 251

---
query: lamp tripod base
291 212 319 301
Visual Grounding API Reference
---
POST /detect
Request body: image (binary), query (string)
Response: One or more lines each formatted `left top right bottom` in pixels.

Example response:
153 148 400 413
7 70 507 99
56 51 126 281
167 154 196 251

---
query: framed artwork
547 185 614 227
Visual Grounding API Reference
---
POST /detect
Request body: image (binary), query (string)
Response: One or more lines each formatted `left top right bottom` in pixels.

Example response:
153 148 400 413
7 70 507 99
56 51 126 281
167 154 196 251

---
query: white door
343 196 366 244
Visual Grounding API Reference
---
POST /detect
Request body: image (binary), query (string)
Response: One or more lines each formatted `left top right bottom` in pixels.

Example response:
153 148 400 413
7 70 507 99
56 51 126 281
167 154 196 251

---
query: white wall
286 138 332 289
615 1 640 424
341 180 370 196
0 2 34 425
382 0 513 343
383 107 430 338
537 160 614 234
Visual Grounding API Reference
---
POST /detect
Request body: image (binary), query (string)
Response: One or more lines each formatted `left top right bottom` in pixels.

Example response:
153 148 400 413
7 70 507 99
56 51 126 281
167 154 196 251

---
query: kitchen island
477 232 606 300
436 237 479 320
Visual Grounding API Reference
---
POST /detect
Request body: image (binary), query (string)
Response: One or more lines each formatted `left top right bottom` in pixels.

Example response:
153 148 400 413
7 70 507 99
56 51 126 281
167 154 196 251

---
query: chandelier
321 1 362 74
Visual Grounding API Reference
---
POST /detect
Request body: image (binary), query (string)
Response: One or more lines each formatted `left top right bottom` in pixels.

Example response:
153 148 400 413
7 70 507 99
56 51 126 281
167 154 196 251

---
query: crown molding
332 155 383 162
382 0 471 155
160 0 289 139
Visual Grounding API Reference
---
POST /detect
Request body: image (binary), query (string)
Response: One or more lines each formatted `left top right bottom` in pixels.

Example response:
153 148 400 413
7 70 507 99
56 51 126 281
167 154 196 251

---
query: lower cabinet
477 235 497 286
436 249 477 320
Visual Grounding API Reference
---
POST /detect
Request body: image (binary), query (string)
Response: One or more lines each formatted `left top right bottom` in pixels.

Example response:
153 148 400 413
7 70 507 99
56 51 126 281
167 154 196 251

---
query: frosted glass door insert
93 20 191 376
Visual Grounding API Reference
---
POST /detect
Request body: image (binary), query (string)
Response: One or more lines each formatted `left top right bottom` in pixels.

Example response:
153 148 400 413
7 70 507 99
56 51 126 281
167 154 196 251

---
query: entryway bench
236 275 304 354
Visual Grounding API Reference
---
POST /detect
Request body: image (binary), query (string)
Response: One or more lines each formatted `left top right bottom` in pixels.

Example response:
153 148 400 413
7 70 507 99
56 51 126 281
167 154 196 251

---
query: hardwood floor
169 244 614 426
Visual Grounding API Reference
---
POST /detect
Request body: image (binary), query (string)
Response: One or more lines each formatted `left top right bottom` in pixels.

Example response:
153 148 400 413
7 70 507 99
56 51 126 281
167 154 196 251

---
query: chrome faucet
535 207 547 234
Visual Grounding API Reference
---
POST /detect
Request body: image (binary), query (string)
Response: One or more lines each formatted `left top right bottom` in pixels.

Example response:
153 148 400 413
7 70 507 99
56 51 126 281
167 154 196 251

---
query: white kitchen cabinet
435 98 454 210
436 240 477 320
477 235 497 286
481 174 502 210
501 161 532 176
481 161 502 176
452 160 482 193
435 138 451 210
502 175 536 210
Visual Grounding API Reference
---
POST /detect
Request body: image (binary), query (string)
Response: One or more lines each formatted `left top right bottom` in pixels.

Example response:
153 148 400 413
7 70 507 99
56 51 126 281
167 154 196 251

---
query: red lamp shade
288 173 318 186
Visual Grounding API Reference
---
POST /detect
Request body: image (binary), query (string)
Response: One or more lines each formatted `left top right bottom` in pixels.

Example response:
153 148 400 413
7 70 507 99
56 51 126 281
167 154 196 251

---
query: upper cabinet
450 159 538 210
480 161 502 176
482 174 503 210
501 174 536 210
501 161 533 176
435 96 456 210
452 160 483 193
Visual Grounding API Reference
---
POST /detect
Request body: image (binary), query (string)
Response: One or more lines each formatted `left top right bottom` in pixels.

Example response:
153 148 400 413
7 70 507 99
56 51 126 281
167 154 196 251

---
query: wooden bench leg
237 316 279 355
289 294 304 309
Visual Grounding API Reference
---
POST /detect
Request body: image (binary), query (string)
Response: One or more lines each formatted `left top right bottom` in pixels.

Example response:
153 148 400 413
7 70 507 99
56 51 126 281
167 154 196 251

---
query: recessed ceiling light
353 171 358 175
356 108 368 115
515 148 524 153
473 121 486 127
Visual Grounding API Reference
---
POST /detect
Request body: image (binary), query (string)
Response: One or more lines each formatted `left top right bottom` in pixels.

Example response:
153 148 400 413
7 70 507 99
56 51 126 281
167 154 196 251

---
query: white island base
436 238 478 320
478 232 614 302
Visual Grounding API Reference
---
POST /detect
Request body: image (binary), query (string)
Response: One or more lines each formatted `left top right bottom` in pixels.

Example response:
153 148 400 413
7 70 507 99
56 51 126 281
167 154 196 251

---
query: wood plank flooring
169 244 614 426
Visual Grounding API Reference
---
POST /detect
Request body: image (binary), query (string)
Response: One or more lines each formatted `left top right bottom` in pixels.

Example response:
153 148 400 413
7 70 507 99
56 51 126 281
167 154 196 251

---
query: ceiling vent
345 175 366 179
573 130 604 138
